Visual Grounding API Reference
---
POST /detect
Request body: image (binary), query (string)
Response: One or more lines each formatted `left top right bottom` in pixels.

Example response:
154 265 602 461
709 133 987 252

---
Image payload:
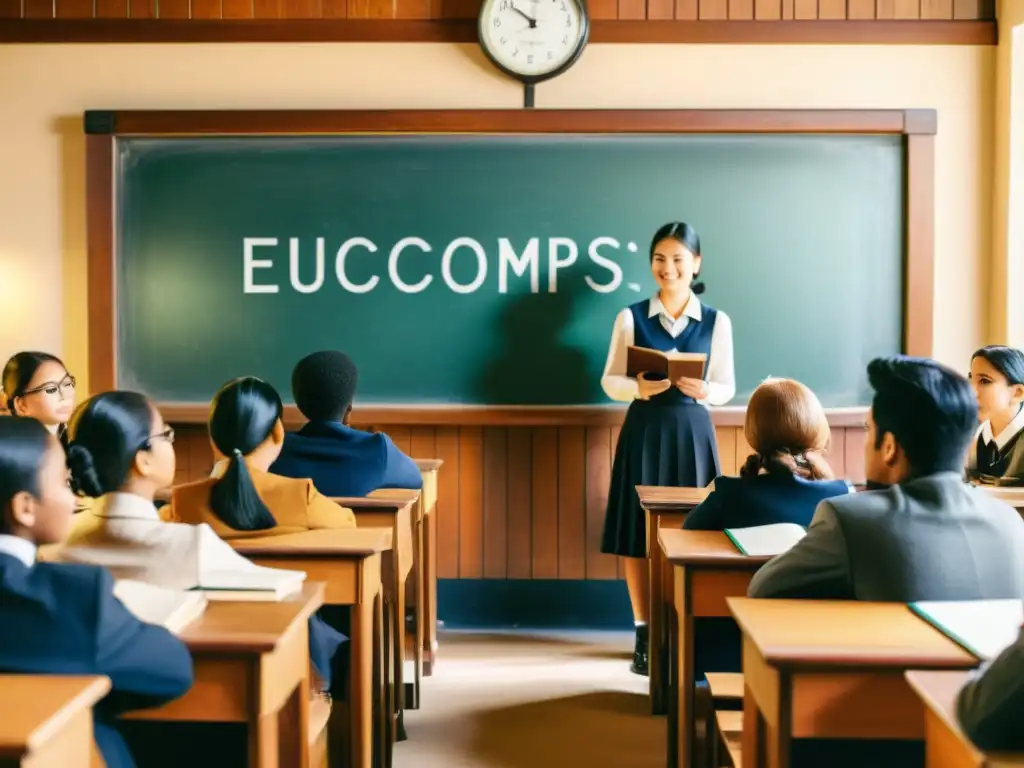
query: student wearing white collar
0 415 193 768
968 346 1024 486
56 391 348 707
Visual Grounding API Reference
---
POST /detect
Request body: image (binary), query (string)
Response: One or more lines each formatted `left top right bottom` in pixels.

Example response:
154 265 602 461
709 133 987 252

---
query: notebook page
724 523 807 557
114 579 207 632
910 599 1024 660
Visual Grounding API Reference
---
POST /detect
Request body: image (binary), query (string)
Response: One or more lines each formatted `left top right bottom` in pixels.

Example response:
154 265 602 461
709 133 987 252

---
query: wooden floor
395 630 663 768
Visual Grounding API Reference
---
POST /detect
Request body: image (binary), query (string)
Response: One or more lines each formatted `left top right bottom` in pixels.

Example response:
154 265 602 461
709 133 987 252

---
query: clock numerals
499 0 509 7
527 54 534 64
564 14 571 26
500 35 507 43
547 50 553 59
562 33 568 43
513 47 520 56
493 16 501 26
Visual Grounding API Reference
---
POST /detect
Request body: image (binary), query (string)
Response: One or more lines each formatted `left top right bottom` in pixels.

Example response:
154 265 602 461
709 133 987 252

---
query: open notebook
910 599 1024 660
114 579 208 634
191 564 306 602
724 523 807 557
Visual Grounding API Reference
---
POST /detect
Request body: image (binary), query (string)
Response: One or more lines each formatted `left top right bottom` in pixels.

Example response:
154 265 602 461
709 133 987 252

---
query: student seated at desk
269 350 422 496
749 356 1024 601
967 345 1024 486
684 377 851 531
53 391 346 701
956 625 1024 751
0 416 193 768
167 376 355 534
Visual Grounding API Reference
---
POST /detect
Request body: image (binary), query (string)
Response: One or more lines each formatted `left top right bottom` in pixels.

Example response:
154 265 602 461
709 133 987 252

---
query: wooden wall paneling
734 426 755 474
715 426 738 477
128 0 154 15
158 0 191 17
0 0 20 17
23 0 52 15
827 427 847 479
921 0 951 17
728 0 753 18
698 0 727 17
894 0 920 17
557 427 587 579
675 0 698 18
483 428 508 579
55 0 92 17
754 0 781 20
321 0 345 15
457 426 484 578
95 0 128 16
847 0 875 18
531 428 560 579
395 0 431 19
283 0 322 17
585 427 617 580
953 0 991 19
817 0 845 17
506 428 533 579
588 0 617 18
385 425 412 456
609 424 625 581
876 0 895 17
648 0 675 21
844 427 867 484
408 427 437 466
617 0 645 20
434 427 460 579
780 0 793 17
191 0 221 17
792 0 816 18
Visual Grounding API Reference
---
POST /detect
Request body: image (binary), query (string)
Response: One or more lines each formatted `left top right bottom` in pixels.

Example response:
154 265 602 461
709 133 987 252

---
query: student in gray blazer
956 626 1024 751
749 356 1024 601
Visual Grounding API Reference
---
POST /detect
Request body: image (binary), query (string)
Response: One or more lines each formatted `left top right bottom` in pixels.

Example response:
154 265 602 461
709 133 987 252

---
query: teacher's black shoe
630 623 649 677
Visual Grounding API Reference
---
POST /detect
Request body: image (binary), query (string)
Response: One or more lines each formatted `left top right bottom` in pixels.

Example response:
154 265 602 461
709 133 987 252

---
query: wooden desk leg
423 506 438 676
742 687 761 768
393 575 407 741
672 566 695 768
405 514 424 710
250 710 280 768
348 595 375 768
741 640 790 768
647 510 667 715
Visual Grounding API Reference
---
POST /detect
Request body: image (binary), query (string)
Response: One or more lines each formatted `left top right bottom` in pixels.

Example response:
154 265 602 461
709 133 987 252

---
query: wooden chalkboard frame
85 108 936 427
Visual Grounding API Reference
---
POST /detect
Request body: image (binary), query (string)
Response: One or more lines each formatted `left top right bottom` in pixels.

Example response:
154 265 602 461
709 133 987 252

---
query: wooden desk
728 598 980 768
659 529 770 768
636 484 710 715
413 458 443 678
0 675 110 768
334 494 416 742
906 670 1024 768
234 529 391 768
128 582 325 768
984 486 1024 516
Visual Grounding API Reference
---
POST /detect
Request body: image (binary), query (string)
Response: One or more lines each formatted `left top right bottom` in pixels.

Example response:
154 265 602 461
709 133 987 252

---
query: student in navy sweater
684 376 852 531
0 416 193 768
270 351 422 496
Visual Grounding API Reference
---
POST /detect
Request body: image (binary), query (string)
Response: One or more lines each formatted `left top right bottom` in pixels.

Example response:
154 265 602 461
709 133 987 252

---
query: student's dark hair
65 391 155 498
1 352 68 438
208 377 282 532
650 221 705 295
867 356 979 478
0 416 54 534
971 345 1024 387
291 351 359 423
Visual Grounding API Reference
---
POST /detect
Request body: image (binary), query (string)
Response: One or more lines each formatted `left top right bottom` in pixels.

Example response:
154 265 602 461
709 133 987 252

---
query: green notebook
723 523 807 557
909 599 1023 660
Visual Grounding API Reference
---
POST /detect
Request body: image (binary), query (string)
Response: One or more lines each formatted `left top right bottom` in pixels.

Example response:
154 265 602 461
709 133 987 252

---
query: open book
724 523 807 557
910 599 1024 660
114 579 208 633
192 565 306 602
626 346 706 381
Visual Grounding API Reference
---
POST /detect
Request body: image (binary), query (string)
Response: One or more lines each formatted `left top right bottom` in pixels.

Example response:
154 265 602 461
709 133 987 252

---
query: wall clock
477 0 590 106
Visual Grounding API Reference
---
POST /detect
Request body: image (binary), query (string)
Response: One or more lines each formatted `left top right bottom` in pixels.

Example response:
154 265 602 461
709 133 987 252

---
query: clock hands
509 2 537 27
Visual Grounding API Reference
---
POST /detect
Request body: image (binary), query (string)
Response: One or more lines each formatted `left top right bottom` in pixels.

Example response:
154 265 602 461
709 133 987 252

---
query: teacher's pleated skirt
601 397 720 558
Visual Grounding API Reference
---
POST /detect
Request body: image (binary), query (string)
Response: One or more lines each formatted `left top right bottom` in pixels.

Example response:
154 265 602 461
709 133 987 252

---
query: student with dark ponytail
54 391 347 702
167 376 355 535
599 221 736 676
968 345 1024 485
0 415 193 768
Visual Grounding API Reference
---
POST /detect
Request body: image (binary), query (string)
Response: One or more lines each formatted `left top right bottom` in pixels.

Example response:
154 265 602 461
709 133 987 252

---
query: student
168 376 356 534
956 626 1024 751
684 377 851 531
600 221 736 676
269 351 422 496
0 415 193 768
1 351 76 442
749 356 1024 601
54 391 346 698
967 345 1024 485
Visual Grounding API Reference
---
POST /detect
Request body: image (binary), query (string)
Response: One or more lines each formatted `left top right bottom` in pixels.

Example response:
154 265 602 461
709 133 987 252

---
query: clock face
478 0 589 83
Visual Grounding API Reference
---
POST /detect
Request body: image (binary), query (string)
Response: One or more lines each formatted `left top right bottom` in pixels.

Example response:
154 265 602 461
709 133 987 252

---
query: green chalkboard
115 133 904 406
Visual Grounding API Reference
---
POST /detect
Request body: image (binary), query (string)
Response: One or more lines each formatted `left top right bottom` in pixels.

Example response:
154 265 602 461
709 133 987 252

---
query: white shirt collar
649 292 702 323
0 534 37 567
980 405 1024 451
93 492 161 521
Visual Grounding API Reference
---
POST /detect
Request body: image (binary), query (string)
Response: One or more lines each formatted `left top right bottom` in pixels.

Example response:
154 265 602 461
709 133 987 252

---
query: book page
198 567 305 591
724 523 807 557
114 579 207 633
910 599 1024 660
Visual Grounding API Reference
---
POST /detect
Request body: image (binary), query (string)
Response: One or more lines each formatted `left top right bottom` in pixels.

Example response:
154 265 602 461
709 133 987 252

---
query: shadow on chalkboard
473 278 601 405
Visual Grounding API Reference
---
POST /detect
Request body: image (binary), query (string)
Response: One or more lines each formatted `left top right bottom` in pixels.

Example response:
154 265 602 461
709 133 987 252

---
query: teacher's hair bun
66 443 104 498
691 280 706 295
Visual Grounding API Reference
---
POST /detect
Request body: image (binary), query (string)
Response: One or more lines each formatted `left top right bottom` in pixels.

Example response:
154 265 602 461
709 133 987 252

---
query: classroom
2 2 1024 767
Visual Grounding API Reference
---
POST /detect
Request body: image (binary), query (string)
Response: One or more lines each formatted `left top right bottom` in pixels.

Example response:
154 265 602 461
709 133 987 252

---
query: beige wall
0 43 994 396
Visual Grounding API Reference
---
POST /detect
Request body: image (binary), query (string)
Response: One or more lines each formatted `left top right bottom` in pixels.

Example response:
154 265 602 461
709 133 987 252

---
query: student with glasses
1 352 77 443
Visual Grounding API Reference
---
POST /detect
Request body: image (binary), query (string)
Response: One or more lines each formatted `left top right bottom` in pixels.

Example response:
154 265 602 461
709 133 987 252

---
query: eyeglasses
150 427 175 445
21 375 76 400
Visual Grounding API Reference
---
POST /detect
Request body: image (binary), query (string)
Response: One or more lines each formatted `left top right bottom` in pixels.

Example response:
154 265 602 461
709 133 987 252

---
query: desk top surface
728 598 979 669
0 675 111 754
636 485 710 511
413 458 444 472
659 528 771 567
332 493 418 511
232 528 394 557
179 581 325 653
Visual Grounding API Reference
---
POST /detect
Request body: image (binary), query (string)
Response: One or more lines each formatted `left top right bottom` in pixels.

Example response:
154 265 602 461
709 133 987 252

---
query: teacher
600 221 736 676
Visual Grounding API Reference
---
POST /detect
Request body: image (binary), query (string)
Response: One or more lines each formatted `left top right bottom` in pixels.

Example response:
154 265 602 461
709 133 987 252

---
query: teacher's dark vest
629 299 717 406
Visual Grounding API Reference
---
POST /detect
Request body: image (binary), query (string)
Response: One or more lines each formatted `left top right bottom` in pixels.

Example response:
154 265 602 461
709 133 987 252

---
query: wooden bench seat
705 672 743 702
714 710 743 768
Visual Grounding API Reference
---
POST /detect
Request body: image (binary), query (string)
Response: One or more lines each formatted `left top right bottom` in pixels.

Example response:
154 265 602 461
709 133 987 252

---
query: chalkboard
115 133 904 406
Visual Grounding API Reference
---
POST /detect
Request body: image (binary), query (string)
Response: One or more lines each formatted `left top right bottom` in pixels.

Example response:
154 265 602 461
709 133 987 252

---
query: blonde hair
740 377 834 481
